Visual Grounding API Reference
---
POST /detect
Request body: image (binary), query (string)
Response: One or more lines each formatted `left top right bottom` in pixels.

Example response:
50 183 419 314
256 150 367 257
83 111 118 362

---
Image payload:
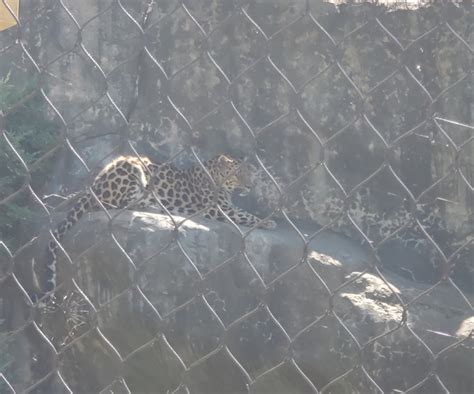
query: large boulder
4 211 472 393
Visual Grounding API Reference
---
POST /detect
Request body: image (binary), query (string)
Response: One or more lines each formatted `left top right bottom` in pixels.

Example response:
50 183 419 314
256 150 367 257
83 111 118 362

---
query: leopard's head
207 155 252 195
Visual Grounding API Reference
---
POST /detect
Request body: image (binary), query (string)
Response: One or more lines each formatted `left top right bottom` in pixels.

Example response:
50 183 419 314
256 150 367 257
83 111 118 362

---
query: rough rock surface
2 0 471 289
1 1 472 392
8 211 471 393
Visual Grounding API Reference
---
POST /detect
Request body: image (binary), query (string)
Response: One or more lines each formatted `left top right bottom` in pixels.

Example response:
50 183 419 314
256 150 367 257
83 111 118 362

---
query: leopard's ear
217 154 233 164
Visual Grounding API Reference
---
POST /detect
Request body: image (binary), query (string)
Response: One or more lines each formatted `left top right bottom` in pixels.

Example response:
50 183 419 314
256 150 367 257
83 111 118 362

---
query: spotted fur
41 155 276 294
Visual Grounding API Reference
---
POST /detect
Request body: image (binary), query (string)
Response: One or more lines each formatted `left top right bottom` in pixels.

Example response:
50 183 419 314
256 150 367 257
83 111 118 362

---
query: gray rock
2 1 473 392
15 212 468 393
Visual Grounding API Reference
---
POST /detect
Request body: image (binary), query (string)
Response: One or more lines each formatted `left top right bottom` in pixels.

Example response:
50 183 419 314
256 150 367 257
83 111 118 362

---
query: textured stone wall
4 0 471 289
1 1 473 392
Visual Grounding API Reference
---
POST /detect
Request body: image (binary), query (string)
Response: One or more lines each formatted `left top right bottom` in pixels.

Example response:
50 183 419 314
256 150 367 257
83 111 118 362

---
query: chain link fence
1 0 473 393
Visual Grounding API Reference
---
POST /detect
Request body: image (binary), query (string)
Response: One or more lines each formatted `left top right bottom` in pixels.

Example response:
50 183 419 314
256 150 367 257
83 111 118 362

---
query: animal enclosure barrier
0 0 472 393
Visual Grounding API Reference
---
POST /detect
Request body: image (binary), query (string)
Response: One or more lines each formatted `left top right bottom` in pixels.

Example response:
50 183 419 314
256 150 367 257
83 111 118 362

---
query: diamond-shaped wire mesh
1 0 472 393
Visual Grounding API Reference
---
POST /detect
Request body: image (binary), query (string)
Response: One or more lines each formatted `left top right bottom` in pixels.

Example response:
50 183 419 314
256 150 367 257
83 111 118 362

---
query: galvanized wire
1 0 472 393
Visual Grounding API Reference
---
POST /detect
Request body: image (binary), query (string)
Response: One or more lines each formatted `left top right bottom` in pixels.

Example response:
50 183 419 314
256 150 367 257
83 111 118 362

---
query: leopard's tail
42 193 95 293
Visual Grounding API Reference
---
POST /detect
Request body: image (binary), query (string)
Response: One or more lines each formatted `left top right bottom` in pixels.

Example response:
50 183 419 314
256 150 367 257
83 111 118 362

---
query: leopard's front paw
258 219 277 230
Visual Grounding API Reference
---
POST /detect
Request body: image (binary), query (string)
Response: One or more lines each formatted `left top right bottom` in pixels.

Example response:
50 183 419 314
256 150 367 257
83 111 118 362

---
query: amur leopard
39 154 276 296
